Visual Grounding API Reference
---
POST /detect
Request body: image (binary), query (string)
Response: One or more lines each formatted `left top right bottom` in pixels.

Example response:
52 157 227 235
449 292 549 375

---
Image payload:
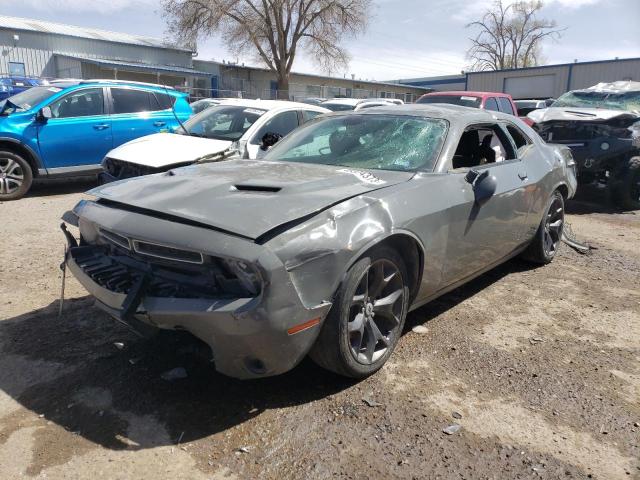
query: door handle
154 121 166 127
518 172 528 181
93 124 110 130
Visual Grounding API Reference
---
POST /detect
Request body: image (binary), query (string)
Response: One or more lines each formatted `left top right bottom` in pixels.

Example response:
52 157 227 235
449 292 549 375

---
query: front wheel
309 246 410 378
522 190 565 264
610 156 640 210
0 151 33 201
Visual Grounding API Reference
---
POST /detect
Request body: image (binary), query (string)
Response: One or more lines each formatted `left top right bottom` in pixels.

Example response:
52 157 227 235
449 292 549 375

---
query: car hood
107 132 235 168
88 159 413 240
528 107 640 124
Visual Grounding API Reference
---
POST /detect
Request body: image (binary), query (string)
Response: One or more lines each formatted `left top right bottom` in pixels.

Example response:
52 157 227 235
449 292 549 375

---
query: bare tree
466 0 564 71
163 0 372 98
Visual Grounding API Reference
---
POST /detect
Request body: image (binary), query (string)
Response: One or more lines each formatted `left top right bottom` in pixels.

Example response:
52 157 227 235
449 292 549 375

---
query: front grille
132 240 203 264
72 243 259 299
99 228 131 250
103 157 162 179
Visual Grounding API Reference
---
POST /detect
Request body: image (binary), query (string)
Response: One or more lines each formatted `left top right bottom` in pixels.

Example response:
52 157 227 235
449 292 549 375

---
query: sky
4 0 640 81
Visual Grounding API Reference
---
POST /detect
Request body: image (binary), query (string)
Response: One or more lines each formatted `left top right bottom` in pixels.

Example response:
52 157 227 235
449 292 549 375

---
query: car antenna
163 83 188 134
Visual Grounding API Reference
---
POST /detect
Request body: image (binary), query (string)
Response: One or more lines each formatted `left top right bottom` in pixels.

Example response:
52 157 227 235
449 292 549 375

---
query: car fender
269 196 425 310
0 135 46 174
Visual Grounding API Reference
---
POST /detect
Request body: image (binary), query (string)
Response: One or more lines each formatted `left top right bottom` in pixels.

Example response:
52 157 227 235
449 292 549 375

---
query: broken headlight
221 258 262 296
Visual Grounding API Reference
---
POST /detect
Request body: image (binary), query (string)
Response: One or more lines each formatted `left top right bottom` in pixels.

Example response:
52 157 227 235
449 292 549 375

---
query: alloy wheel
543 195 564 257
0 158 24 195
347 258 406 365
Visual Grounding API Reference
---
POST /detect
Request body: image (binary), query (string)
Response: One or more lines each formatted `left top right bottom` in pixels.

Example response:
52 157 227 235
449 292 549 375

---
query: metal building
466 57 640 99
0 15 210 86
395 57 640 99
193 60 431 102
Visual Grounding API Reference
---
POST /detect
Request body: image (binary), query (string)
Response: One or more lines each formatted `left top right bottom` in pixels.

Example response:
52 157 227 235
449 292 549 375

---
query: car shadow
0 257 536 451
0 297 354 451
565 186 636 216
27 177 97 198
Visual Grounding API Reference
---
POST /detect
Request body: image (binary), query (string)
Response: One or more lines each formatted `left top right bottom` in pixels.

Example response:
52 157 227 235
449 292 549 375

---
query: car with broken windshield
100 99 330 182
528 81 640 209
62 104 576 380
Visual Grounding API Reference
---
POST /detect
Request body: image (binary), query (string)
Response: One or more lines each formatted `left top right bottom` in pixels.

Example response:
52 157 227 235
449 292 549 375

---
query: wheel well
369 234 423 303
556 184 569 200
0 141 40 177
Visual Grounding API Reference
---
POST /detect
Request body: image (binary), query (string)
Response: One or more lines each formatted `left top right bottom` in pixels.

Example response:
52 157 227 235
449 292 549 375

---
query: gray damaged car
61 104 577 379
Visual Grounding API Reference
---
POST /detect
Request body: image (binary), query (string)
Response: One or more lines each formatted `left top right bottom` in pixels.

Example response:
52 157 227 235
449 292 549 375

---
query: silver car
62 104 577 380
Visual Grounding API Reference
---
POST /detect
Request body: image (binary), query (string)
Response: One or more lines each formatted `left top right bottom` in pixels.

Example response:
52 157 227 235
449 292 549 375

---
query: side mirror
38 106 52 121
260 132 283 151
465 169 497 205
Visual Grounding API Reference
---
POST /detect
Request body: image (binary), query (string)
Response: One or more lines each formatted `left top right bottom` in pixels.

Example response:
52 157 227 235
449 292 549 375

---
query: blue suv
0 80 191 200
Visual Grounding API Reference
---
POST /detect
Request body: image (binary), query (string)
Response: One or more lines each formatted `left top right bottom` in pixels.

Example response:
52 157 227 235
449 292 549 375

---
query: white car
320 98 403 112
100 99 330 182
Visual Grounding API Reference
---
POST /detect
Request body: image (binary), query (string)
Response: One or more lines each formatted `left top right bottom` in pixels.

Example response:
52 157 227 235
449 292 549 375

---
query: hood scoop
232 182 282 193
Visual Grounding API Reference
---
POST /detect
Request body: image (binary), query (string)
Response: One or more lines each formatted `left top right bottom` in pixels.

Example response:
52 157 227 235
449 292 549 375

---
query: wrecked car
62 104 577 380
528 81 640 209
99 99 330 183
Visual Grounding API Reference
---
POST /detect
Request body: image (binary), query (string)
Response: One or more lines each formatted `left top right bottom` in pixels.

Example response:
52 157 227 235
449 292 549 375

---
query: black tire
0 150 33 201
522 190 565 264
611 156 640 211
309 246 410 378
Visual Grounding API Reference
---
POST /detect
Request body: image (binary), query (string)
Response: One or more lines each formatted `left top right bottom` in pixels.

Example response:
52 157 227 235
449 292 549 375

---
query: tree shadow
0 297 353 451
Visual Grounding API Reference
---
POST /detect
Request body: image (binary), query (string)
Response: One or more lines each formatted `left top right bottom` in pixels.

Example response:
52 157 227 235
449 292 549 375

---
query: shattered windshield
182 105 266 141
264 114 448 172
553 91 640 112
0 86 61 115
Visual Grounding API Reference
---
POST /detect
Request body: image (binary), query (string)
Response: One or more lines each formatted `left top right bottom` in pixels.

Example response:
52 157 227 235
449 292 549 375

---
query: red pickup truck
416 91 519 117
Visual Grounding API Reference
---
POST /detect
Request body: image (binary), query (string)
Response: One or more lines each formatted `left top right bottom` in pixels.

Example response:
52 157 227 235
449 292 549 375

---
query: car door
36 87 113 169
442 123 532 284
245 109 300 159
502 121 545 239
108 87 173 147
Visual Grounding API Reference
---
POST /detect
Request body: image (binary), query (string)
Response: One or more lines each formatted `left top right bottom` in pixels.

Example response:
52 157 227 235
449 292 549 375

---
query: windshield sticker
338 168 386 185
48 87 62 93
244 108 266 116
461 96 477 101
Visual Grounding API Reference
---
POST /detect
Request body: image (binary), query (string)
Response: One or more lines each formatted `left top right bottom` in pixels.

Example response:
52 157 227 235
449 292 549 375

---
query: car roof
47 79 184 94
216 98 330 112
424 91 512 99
335 103 517 123
321 98 362 106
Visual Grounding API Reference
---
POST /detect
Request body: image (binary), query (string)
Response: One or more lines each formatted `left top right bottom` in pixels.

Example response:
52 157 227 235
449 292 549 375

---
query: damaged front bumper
62 200 331 379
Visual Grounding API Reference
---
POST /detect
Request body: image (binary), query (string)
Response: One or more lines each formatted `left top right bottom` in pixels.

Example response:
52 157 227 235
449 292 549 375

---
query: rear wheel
0 151 33 201
522 191 565 264
309 246 409 378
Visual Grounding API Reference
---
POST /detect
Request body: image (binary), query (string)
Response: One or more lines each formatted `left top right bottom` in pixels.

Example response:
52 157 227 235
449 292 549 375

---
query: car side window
49 88 104 119
251 110 299 144
452 124 516 169
302 110 323 123
111 88 156 114
498 97 515 115
484 97 500 112
152 93 175 110
505 124 532 156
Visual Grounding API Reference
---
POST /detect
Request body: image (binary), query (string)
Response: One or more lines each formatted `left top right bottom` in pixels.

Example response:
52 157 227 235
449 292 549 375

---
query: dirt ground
0 180 638 480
